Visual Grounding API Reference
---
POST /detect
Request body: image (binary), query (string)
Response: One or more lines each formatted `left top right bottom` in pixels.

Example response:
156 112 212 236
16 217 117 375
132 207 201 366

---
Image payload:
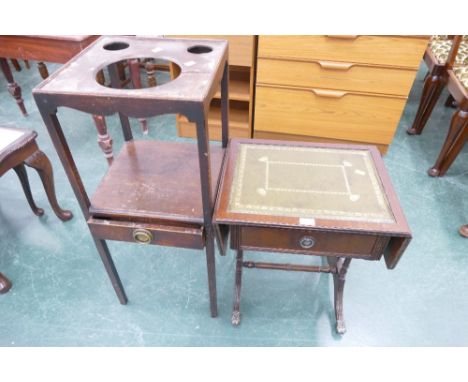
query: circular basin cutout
96 58 181 90
187 45 213 54
103 42 130 51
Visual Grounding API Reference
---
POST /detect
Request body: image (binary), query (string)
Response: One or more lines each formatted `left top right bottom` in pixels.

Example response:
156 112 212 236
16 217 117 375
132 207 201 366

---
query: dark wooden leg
129 59 148 134
459 225 468 238
13 163 44 217
429 108 468 177
93 238 128 304
108 63 133 141
24 60 30 69
0 57 27 116
444 94 457 108
220 62 229 149
328 257 351 334
92 115 113 165
407 72 445 135
145 62 157 87
10 59 21 71
24 150 73 221
231 249 244 326
37 62 49 79
195 111 217 318
0 273 12 294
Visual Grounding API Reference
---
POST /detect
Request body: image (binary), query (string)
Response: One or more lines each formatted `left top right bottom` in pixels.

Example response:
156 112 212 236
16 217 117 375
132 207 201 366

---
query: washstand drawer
257 58 417 96
259 35 427 68
88 218 204 249
239 226 388 259
254 85 407 145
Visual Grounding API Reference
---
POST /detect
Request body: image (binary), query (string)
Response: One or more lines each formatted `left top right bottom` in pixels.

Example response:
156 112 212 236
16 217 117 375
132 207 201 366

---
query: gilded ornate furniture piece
254 35 428 153
33 36 229 316
214 139 411 334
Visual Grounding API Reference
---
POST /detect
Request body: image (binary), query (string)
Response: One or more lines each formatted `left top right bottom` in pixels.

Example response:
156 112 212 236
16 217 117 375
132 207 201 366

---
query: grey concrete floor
0 61 467 346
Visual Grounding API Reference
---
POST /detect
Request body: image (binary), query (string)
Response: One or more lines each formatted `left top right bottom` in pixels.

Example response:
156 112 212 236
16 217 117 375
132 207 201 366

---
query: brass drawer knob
299 236 315 249
133 228 153 244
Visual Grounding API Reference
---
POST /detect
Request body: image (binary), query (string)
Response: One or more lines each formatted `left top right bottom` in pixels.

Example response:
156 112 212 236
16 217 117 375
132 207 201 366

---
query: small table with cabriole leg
214 139 412 334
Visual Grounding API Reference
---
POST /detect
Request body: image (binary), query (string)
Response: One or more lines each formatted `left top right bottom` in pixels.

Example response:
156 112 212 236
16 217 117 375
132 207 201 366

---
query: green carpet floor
0 59 467 346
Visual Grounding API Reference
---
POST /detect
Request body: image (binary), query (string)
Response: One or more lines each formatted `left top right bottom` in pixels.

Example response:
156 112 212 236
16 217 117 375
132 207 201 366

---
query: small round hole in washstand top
187 45 213 54
103 42 130 51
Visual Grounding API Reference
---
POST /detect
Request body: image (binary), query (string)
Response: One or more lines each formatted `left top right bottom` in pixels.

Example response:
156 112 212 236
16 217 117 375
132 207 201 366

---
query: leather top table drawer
257 58 417 96
255 85 407 145
258 35 428 69
239 226 389 259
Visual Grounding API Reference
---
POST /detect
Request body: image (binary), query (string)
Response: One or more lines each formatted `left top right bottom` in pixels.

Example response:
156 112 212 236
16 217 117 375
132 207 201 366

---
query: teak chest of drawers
254 35 429 153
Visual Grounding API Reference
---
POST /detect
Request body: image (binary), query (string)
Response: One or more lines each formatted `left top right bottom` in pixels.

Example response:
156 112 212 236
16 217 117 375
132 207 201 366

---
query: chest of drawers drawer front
254 86 407 145
259 36 427 68
239 226 387 259
257 58 417 96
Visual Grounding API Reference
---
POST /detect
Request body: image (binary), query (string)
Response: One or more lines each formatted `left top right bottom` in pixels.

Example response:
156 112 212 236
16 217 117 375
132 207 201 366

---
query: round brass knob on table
133 228 153 245
299 236 315 249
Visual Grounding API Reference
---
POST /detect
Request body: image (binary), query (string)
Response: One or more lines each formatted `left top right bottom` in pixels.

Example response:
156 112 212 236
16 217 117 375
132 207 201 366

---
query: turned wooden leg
328 257 351 335
37 62 49 79
429 108 468 177
232 249 244 326
145 62 157 87
0 57 27 116
92 115 114 165
459 225 468 238
129 59 148 134
10 59 21 71
24 150 73 221
444 94 457 108
13 163 44 217
0 273 12 294
407 72 445 135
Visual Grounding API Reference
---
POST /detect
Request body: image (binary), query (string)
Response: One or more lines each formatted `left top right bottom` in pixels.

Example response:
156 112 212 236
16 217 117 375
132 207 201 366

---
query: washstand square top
215 139 411 237
33 35 228 103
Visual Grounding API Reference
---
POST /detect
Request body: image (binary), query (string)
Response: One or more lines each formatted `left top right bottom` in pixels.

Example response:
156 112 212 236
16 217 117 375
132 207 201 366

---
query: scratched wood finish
33 36 230 316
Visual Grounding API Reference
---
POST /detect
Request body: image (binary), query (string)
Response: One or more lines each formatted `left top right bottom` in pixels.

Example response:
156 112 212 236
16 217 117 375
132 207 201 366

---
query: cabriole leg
24 150 73 221
13 163 44 217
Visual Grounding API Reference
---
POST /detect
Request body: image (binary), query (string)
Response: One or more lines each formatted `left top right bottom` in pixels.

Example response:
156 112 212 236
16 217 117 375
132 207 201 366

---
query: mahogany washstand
214 139 411 334
33 36 229 317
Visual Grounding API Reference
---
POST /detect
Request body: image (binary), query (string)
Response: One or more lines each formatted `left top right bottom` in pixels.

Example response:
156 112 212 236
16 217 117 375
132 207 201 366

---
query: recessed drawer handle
318 60 354 71
299 236 316 249
325 35 359 40
311 89 346 99
133 228 153 244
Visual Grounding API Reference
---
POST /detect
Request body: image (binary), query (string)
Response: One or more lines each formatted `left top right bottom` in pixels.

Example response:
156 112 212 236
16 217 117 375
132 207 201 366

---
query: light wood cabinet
169 35 256 139
254 35 429 153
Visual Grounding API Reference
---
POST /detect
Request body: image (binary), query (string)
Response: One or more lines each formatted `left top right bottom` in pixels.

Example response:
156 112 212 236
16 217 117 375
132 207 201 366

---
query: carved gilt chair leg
24 150 73 221
0 273 12 294
92 115 114 165
407 72 445 135
37 62 49 79
13 163 44 217
0 57 27 116
232 249 244 326
129 59 148 134
429 108 468 177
